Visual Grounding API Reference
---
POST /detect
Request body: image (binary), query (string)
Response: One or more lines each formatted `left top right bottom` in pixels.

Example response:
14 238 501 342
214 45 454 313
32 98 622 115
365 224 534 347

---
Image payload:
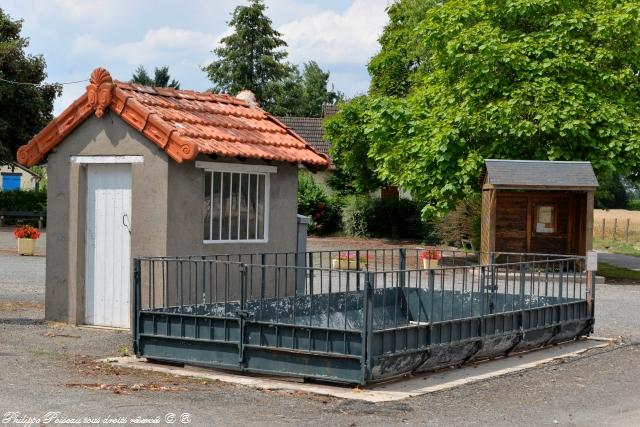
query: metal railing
133 248 595 384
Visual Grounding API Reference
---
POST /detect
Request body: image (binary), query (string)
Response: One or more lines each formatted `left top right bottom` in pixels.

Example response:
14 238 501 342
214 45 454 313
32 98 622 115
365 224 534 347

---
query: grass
597 261 640 281
592 239 640 257
118 345 130 357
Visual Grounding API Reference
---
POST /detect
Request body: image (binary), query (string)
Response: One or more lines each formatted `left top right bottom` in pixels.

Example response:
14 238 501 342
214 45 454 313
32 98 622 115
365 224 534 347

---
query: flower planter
331 259 366 270
17 238 36 256
422 259 439 270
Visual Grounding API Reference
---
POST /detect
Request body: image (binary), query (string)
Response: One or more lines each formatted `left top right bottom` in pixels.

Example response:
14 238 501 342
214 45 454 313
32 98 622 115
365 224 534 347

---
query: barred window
201 163 273 242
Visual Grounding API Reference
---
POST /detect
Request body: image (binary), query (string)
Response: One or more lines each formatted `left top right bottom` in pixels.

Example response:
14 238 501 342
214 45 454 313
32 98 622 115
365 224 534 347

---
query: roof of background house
276 103 338 163
480 159 599 190
17 68 329 170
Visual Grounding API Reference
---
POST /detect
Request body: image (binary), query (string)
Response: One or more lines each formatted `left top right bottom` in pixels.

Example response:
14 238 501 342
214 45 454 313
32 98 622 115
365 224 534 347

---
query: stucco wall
45 112 300 323
45 112 169 323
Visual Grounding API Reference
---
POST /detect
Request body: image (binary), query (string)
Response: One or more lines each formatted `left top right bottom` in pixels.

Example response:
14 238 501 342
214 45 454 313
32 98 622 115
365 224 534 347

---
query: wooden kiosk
480 159 599 258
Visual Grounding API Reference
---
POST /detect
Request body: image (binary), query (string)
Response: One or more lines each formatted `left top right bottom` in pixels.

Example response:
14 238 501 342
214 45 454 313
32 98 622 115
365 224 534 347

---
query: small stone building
480 159 598 257
17 68 328 328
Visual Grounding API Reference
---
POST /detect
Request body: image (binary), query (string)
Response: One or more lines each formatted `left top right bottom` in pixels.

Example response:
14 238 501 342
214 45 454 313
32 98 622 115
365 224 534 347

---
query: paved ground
1 233 639 426
596 251 640 270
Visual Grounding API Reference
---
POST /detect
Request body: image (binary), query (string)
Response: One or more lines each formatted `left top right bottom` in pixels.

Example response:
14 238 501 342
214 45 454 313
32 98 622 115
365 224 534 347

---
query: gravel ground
0 233 639 425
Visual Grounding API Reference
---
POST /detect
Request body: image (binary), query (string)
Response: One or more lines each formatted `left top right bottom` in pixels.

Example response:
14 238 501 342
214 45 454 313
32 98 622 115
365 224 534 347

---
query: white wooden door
85 164 132 328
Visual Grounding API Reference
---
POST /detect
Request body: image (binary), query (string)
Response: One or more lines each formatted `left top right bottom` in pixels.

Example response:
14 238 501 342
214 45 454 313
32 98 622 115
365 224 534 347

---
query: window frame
533 204 557 235
197 161 276 244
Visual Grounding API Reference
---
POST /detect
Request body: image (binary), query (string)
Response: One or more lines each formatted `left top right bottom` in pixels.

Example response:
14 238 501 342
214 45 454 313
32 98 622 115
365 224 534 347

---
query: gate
133 249 595 385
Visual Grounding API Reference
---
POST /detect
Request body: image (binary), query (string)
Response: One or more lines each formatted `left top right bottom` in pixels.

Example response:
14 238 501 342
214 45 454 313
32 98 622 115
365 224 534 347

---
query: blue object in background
1 173 21 191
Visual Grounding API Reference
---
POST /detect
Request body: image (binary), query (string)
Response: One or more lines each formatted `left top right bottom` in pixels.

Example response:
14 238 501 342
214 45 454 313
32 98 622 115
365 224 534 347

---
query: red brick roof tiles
17 67 329 169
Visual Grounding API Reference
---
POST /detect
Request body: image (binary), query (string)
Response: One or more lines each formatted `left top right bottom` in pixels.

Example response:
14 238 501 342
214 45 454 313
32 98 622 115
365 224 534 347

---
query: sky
2 0 391 115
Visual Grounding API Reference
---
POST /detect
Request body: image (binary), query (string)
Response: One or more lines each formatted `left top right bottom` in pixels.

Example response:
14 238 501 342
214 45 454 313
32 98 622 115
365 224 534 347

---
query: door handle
122 213 131 234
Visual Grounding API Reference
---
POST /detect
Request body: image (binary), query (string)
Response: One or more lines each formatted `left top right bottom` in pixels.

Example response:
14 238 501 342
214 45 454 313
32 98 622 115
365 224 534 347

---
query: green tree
0 9 59 163
298 61 342 117
324 96 383 193
595 172 628 209
269 61 343 117
367 0 438 97
204 0 294 112
331 0 640 217
131 65 180 88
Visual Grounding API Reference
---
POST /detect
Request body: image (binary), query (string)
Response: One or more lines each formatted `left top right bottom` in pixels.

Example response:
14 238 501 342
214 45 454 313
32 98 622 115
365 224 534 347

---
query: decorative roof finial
86 67 113 118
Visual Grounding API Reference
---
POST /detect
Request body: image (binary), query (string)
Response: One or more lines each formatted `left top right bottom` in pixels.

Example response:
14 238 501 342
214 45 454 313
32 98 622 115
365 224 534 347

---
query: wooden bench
0 211 46 229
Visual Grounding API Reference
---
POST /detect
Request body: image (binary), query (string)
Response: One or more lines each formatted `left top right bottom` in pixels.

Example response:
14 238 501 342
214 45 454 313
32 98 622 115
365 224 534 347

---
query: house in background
278 105 404 199
0 161 43 191
17 67 328 328
277 104 336 192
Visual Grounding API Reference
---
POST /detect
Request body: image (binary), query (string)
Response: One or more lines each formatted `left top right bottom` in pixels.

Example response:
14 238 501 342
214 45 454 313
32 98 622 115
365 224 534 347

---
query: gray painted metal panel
134 249 595 385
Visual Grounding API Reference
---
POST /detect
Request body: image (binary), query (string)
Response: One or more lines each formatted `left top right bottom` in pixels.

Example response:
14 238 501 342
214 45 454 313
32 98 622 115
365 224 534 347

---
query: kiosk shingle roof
481 159 599 189
17 68 329 169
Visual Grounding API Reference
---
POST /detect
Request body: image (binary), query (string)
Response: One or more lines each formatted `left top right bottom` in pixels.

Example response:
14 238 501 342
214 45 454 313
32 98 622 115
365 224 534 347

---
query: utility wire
0 77 89 87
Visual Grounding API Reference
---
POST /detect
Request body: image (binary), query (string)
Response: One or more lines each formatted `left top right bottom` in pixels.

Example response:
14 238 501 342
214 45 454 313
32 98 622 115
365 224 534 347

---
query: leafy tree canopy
367 0 438 97
595 171 628 209
131 65 180 89
324 96 383 193
204 1 340 116
329 0 640 217
0 8 59 163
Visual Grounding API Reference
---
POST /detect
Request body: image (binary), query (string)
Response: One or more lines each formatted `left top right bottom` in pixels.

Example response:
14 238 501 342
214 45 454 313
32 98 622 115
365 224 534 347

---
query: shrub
342 195 431 240
341 196 372 237
297 172 341 235
628 199 640 211
367 197 427 240
0 189 47 212
433 193 482 249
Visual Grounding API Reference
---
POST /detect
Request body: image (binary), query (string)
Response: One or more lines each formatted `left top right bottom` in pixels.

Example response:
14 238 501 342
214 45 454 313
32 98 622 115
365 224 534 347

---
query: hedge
0 189 47 212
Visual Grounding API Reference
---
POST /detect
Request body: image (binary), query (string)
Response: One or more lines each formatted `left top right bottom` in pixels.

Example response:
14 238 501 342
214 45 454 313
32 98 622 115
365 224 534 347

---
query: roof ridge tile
17 67 328 169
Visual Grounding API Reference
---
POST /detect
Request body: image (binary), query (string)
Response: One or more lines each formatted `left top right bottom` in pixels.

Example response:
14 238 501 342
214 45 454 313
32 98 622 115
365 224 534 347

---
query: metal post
601 218 605 240
237 263 248 368
480 266 486 337
296 214 309 295
399 248 406 288
558 261 564 323
360 272 374 385
356 250 361 291
307 252 314 294
428 269 435 340
519 264 526 331
260 253 266 300
132 258 141 356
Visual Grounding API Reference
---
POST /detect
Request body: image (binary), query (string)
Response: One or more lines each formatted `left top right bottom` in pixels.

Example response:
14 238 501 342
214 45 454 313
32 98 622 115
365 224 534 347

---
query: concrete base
104 339 611 402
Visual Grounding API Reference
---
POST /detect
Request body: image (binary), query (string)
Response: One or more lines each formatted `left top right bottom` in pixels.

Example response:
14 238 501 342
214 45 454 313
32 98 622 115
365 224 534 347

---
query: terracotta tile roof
17 68 329 169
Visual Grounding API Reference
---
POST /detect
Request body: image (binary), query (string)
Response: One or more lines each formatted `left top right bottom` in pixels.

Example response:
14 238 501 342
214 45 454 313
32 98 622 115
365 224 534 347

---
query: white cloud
47 0 114 19
71 28 218 66
2 1 389 114
278 0 390 65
